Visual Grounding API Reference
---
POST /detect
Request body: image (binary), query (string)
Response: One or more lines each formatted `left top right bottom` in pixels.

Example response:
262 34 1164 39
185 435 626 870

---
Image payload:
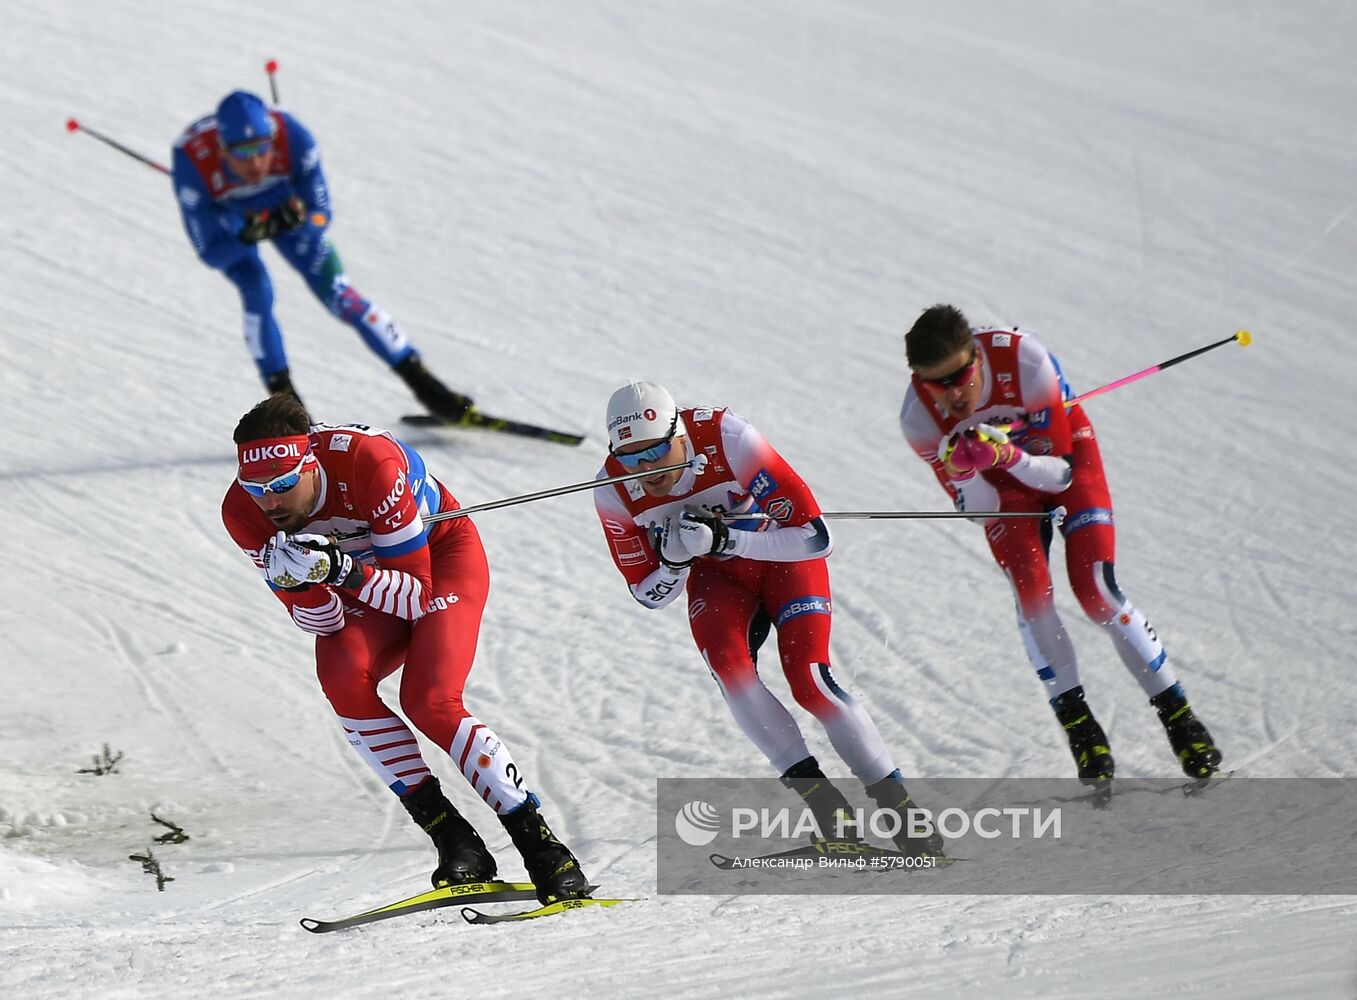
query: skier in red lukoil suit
222 394 588 903
899 304 1222 794
594 381 943 856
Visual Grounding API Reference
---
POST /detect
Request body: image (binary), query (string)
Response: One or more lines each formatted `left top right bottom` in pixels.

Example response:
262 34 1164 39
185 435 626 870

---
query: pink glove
941 429 1022 479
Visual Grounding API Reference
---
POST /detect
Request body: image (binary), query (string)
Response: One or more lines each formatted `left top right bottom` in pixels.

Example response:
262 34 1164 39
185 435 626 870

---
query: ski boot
394 355 473 423
499 794 590 904
400 777 497 888
864 769 946 858
1151 684 1222 779
263 368 305 411
780 756 862 845
1053 686 1115 792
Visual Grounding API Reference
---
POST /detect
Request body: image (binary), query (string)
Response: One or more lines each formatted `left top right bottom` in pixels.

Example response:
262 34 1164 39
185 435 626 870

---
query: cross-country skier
173 89 470 418
222 394 589 903
594 381 943 856
899 304 1223 791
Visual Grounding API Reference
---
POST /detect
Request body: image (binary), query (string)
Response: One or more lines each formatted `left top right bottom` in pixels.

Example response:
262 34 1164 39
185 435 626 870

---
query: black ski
709 839 957 872
402 410 585 446
299 880 539 933
1039 770 1232 809
1087 783 1114 809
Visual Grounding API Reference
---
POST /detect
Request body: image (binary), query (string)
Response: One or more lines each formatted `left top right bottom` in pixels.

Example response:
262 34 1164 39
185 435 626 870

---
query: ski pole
722 508 1064 525
65 118 170 175
1065 330 1252 408
265 58 281 103
328 461 693 541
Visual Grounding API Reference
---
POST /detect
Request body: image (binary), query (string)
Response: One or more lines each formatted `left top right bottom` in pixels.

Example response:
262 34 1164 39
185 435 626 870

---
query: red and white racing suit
900 329 1179 702
223 422 529 813
595 406 897 782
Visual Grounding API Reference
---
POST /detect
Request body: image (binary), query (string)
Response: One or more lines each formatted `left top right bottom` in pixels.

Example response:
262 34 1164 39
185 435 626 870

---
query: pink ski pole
1066 330 1252 407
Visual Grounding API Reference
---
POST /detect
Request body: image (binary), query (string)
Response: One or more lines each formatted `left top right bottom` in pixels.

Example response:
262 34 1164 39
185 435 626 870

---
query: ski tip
299 918 323 933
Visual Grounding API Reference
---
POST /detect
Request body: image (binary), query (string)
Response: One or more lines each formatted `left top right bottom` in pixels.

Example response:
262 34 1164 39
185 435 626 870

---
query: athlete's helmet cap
605 380 682 452
216 90 274 147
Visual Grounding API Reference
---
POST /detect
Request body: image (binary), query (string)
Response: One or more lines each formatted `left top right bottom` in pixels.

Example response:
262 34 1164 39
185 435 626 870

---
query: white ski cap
605 380 680 451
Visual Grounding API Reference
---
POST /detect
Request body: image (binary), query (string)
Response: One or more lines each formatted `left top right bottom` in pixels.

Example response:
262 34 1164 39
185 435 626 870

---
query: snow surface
4 1 1357 997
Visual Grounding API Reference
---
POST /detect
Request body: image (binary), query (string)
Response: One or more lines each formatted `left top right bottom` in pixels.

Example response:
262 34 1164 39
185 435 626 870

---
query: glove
677 511 732 559
274 196 307 231
653 514 693 571
240 210 282 244
262 531 358 589
239 197 307 244
940 427 1022 480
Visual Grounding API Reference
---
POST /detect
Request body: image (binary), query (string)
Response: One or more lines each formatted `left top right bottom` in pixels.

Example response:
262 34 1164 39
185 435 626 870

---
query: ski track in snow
4 1 1357 998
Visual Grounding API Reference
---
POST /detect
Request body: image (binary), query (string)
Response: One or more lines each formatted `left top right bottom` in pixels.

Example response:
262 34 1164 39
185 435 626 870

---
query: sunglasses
611 413 680 469
237 452 311 497
224 138 273 159
613 439 677 469
919 348 979 390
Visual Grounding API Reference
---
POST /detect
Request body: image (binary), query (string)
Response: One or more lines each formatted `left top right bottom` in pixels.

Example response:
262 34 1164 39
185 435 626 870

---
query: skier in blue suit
171 89 471 418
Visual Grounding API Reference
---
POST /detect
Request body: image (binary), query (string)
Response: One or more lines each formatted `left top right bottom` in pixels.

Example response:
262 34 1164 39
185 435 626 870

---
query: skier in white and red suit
594 381 942 856
221 394 588 903
899 303 1222 789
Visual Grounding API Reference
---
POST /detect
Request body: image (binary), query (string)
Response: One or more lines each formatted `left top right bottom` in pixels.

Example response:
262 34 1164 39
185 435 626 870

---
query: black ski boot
1052 686 1115 788
263 368 305 411
864 770 946 858
1151 684 1222 779
780 756 862 845
400 777 497 888
499 794 590 905
394 355 473 423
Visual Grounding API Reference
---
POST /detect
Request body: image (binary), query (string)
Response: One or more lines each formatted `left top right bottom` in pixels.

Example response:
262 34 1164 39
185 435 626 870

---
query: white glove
263 531 352 589
677 512 731 559
653 514 693 570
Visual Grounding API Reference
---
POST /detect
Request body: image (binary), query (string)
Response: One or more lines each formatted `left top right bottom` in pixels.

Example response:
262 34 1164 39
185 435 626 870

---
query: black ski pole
65 118 170 175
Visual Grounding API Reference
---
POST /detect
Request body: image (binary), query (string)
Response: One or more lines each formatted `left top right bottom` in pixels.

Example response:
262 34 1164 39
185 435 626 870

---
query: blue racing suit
171 108 413 382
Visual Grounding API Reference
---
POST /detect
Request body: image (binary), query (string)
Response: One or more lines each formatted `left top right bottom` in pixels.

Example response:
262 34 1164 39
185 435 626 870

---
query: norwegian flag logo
616 536 646 565
618 425 633 441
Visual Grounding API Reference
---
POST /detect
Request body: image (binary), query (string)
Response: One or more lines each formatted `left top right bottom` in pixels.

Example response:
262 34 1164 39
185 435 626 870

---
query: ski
461 895 638 925
402 410 585 446
709 839 958 872
299 880 539 934
1181 769 1233 797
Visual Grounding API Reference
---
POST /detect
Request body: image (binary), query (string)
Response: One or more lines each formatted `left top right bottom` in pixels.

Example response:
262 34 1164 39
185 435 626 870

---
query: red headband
237 435 314 481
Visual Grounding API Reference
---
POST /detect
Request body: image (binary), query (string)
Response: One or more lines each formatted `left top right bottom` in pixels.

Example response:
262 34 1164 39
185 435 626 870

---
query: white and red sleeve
1005 334 1074 494
720 412 832 562
593 471 689 610
344 439 434 621
899 387 998 512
